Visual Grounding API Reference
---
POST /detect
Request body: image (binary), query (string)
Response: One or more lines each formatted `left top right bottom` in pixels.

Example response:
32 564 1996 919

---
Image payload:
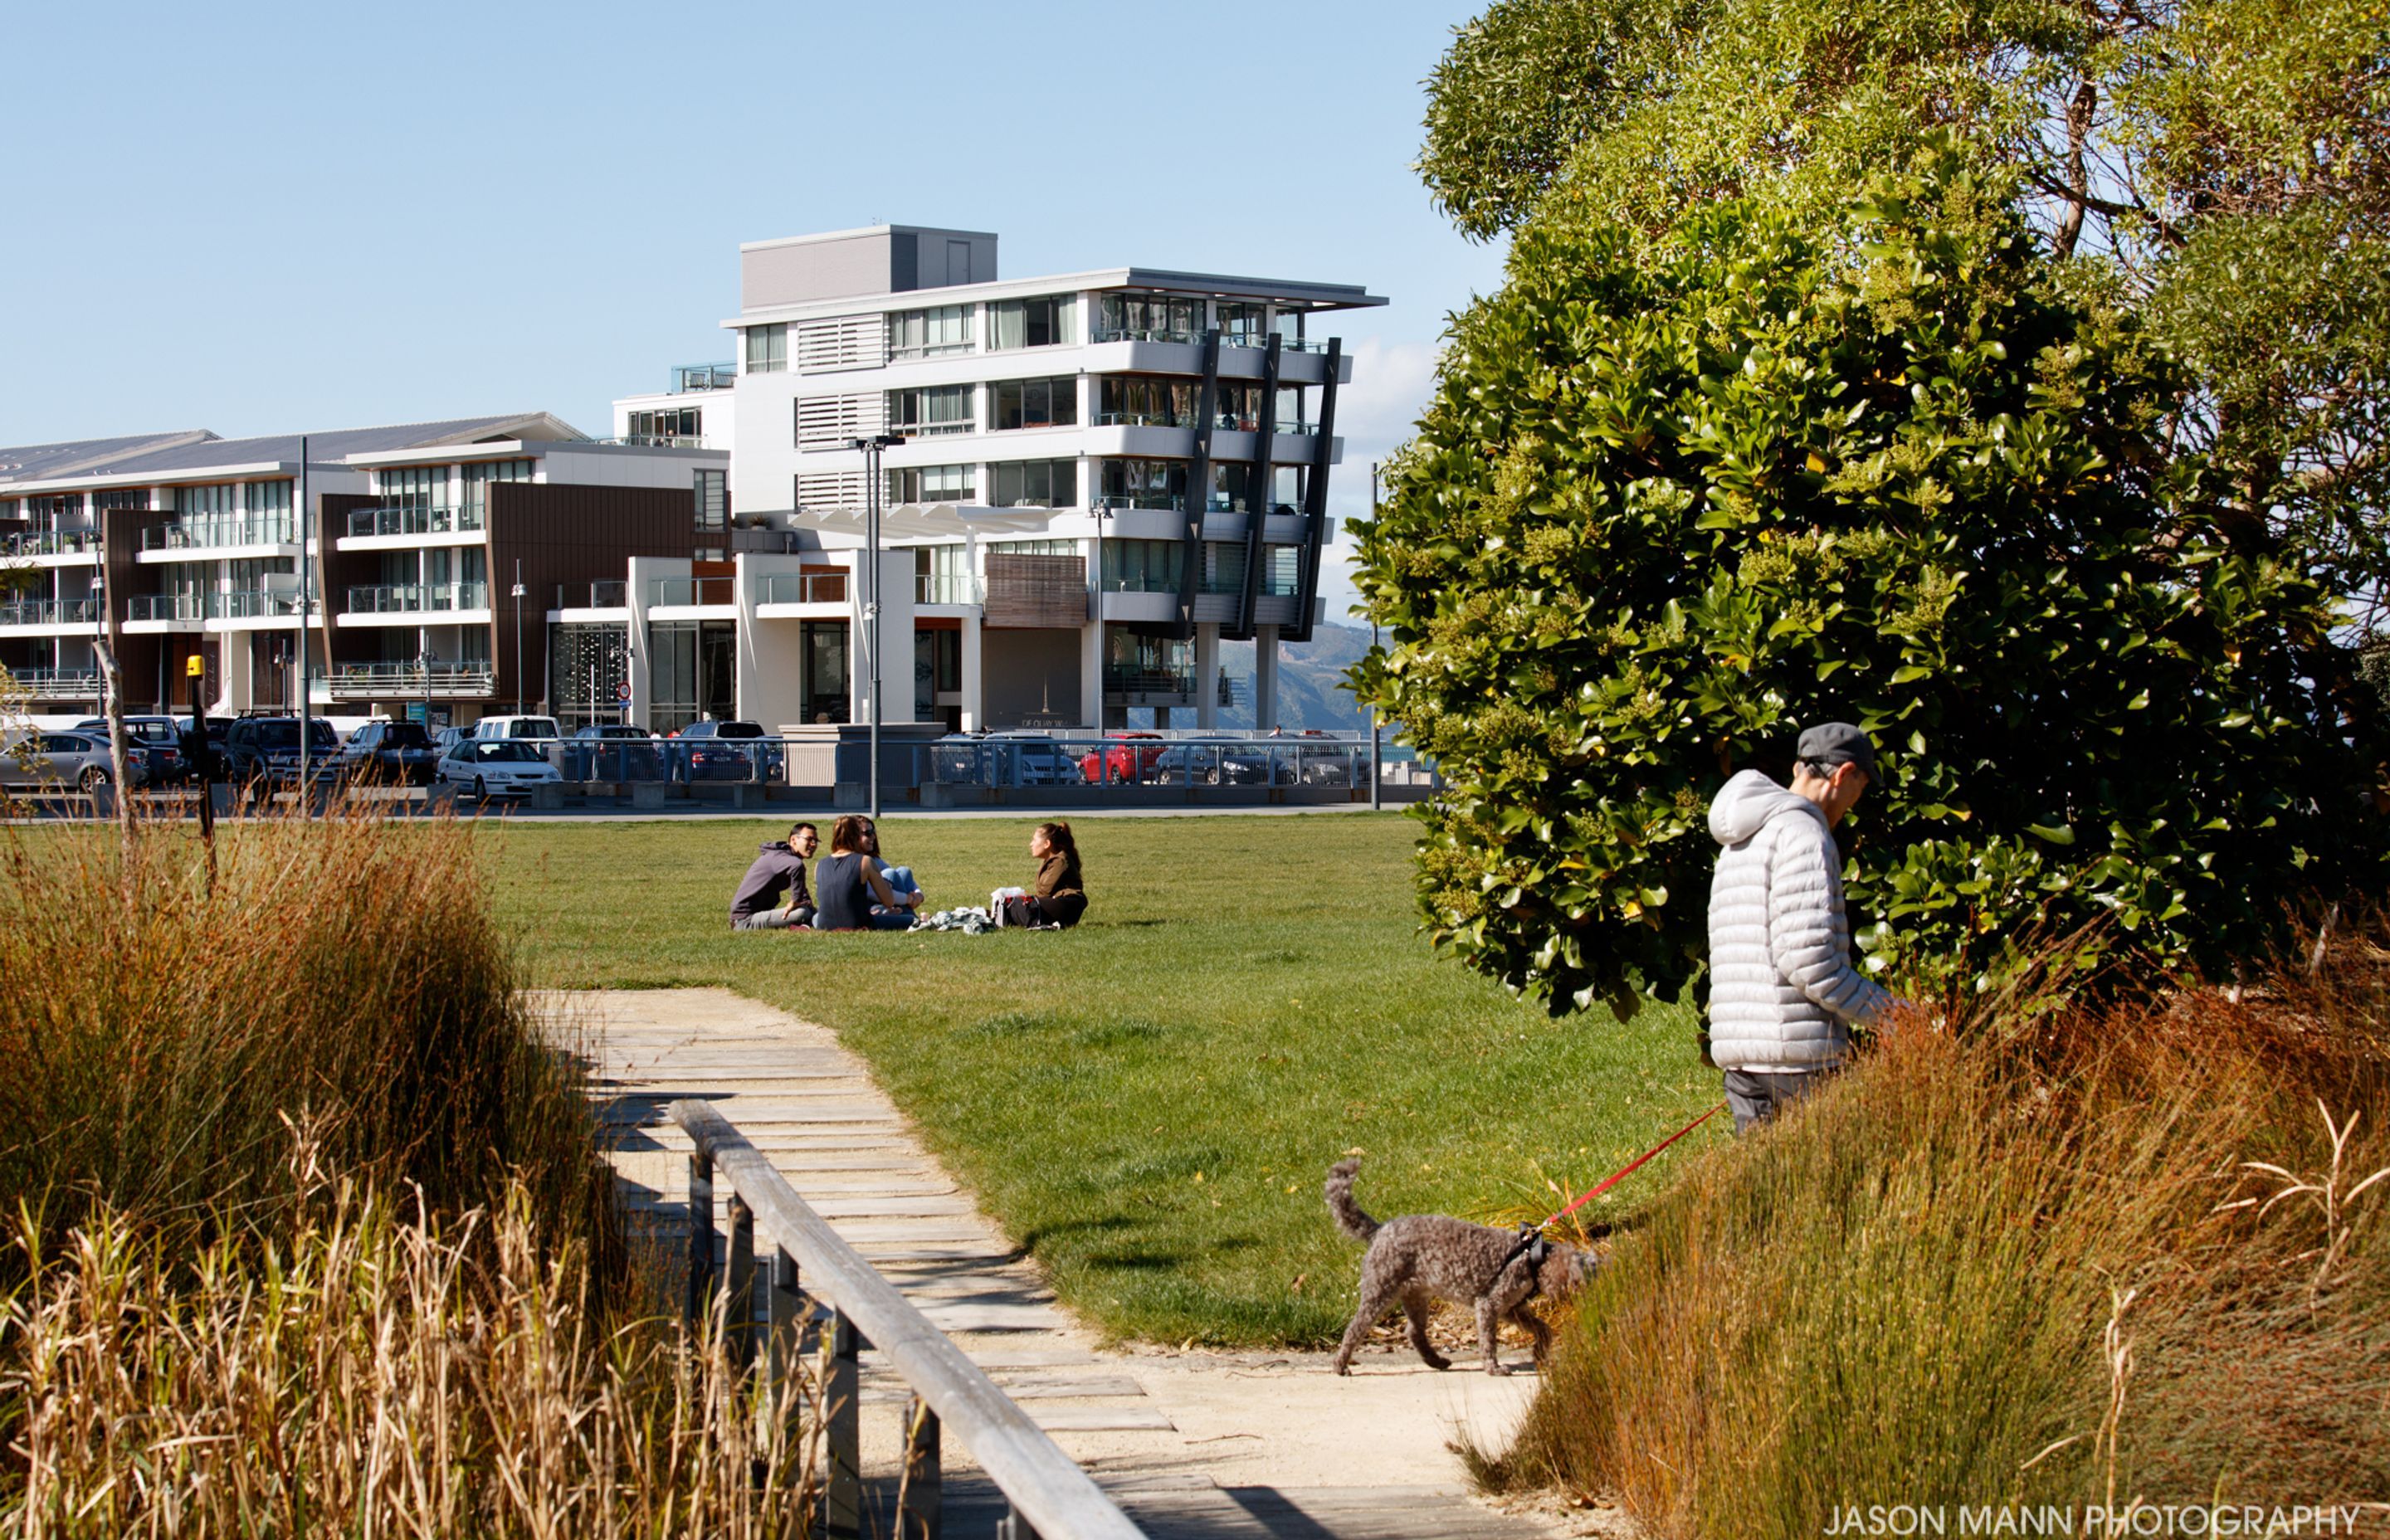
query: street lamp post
419 642 437 734
297 434 312 812
510 559 527 717
850 432 906 822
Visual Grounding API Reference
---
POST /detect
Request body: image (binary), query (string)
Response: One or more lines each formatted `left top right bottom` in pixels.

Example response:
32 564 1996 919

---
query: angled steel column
1173 329 1223 639
1291 338 1342 643
1235 334 1283 638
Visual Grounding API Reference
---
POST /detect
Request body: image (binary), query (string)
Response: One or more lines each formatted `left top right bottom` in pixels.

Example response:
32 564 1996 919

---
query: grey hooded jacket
1705 769 1895 1073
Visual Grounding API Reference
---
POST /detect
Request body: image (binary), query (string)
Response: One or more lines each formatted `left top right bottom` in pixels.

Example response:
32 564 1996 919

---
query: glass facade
888 384 974 435
992 376 1076 431
888 465 973 503
375 465 446 509
1216 302 1268 345
990 295 1076 350
1097 375 1198 426
647 618 735 734
803 620 849 724
1096 293 1203 344
990 459 1076 509
629 406 701 441
462 458 533 514
174 484 240 517
1100 538 1184 592
695 469 729 537
745 323 788 373
1098 458 1189 509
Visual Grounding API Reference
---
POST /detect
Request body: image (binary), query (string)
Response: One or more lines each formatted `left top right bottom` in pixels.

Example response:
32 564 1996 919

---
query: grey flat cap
1797 722 1880 781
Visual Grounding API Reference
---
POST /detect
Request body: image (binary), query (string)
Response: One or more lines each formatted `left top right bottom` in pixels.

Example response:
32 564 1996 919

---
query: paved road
543 987 1565 1539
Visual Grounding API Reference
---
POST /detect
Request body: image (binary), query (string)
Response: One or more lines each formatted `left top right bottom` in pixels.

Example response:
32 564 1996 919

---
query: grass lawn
490 811 1720 1347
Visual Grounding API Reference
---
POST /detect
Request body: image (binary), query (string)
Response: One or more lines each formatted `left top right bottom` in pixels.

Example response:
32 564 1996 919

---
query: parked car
1145 738 1269 786
472 714 561 742
981 731 1085 786
437 738 563 802
431 726 473 758
222 716 342 803
329 719 441 786
562 724 662 781
1077 731 1166 786
0 730 119 793
71 715 185 786
669 719 783 782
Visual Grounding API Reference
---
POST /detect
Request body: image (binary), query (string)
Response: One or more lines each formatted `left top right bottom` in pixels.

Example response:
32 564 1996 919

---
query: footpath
540 987 1574 1540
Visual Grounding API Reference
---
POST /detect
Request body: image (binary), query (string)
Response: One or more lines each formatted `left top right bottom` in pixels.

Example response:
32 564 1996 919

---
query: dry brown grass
1473 918 2390 1528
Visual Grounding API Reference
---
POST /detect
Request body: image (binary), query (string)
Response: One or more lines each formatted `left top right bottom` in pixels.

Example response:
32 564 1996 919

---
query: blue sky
5 0 1512 614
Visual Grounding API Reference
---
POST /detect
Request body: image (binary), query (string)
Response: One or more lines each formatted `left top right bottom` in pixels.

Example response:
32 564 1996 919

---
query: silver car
0 730 119 792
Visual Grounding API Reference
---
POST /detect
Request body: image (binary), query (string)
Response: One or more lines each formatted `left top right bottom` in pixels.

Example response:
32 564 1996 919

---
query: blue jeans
870 864 919 929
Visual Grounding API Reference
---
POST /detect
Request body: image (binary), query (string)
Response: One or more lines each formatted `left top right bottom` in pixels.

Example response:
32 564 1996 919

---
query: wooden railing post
821 1308 862 1540
999 1507 1044 1540
897 1391 942 1540
767 1244 807 1437
726 1192 758 1370
685 1148 715 1326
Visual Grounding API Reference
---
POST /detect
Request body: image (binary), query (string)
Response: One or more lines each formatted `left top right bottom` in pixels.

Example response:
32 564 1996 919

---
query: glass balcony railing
554 581 629 609
9 668 102 696
343 582 489 615
344 504 486 539
216 590 305 619
671 362 736 393
890 419 975 437
142 516 298 551
916 573 981 605
1102 668 1197 694
1095 493 1187 512
0 597 102 626
1091 326 1202 345
2 529 101 557
126 593 207 622
595 434 708 449
762 573 848 605
648 577 735 607
1271 335 1330 354
1091 411 1188 428
328 662 495 696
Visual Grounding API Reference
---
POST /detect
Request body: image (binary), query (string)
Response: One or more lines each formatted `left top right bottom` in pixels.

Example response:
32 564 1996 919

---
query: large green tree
1417 0 2390 602
1354 154 2384 1015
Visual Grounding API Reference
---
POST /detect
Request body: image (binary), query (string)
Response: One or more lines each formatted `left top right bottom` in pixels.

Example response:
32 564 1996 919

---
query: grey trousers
733 906 814 930
1722 1068 1831 1135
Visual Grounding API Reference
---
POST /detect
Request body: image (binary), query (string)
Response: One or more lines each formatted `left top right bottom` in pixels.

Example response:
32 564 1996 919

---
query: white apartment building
590 223 1382 735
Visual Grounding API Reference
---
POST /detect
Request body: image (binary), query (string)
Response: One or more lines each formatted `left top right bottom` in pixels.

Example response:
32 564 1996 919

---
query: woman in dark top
1027 821 1088 928
811 814 916 931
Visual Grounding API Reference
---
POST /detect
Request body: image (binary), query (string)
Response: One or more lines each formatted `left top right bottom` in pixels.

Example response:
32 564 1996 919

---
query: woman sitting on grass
812 814 918 931
1024 821 1087 928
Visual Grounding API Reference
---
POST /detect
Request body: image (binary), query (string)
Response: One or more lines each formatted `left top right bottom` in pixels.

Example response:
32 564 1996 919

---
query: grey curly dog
1324 1158 1597 1377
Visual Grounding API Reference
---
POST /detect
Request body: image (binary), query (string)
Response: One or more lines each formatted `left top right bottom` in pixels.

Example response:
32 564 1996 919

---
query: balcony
327 662 496 699
648 576 735 607
0 597 101 626
344 504 485 539
916 573 981 605
215 590 305 620
343 582 489 615
126 593 207 622
672 362 736 393
762 573 848 605
554 581 629 610
1103 668 1197 695
7 668 101 698
141 515 299 551
1092 326 1202 345
593 434 709 449
1095 494 1187 512
2 530 101 558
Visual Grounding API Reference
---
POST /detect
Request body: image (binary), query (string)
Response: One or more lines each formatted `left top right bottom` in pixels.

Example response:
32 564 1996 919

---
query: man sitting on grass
1706 723 1911 1133
729 821 818 930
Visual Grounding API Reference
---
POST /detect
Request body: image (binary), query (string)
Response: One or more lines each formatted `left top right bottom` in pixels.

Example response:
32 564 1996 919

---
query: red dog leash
1537 1100 1729 1230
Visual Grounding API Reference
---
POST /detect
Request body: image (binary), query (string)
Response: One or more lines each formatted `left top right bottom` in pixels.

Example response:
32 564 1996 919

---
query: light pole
510 560 527 716
1369 461 1382 812
850 432 906 822
418 641 437 733
297 434 312 811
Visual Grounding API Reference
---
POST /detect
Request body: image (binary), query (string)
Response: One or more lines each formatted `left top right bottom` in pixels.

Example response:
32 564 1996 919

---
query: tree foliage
1415 0 2390 600
1354 154 2386 1016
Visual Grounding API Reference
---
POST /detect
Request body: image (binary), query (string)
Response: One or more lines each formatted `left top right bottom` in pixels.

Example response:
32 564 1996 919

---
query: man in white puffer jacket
1706 722 1909 1133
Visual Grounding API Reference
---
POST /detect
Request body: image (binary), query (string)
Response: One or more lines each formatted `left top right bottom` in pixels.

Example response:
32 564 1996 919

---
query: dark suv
563 724 663 781
329 719 439 786
223 715 340 804
669 719 783 782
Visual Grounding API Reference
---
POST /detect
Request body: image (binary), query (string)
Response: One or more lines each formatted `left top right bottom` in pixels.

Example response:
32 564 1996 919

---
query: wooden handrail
671 1099 1147 1540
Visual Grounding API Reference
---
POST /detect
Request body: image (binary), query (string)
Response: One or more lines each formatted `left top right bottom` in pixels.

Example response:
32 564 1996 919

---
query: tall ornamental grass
0 813 616 1270
1476 927 2390 1527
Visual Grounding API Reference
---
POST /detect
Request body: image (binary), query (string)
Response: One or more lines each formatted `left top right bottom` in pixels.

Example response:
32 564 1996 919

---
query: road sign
615 682 632 703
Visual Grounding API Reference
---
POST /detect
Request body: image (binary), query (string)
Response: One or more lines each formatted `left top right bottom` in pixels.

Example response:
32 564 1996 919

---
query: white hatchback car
437 738 563 802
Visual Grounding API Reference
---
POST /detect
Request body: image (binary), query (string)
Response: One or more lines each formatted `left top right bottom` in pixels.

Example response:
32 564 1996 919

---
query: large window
990 295 1076 350
462 458 533 515
1097 376 1197 426
174 485 239 517
1100 538 1184 593
888 305 973 360
695 470 729 534
1096 293 1203 344
887 464 974 504
95 489 151 513
629 407 701 442
1262 543 1301 596
27 494 83 521
745 323 788 373
888 384 974 436
991 377 1076 431
1098 458 1189 510
241 480 292 514
1217 301 1268 346
375 465 447 509
989 459 1076 509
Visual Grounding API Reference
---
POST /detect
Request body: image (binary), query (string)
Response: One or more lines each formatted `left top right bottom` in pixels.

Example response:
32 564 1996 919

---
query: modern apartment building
0 417 724 723
603 222 1382 733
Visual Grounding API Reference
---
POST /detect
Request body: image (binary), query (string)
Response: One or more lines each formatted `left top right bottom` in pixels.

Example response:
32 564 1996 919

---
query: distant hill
1214 620 1382 733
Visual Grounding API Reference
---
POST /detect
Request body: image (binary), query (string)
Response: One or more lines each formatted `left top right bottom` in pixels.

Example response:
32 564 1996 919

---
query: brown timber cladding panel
983 553 1086 630
485 482 695 709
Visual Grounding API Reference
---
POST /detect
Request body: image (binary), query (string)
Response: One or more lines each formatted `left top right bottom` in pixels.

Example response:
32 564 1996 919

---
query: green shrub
1352 150 2388 1016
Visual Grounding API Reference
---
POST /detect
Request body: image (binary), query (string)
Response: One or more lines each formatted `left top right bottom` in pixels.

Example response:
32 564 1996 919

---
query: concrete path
542 987 1568 1540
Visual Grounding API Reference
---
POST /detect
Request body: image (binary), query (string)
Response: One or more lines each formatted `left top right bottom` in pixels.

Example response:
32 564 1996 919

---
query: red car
1078 732 1166 786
